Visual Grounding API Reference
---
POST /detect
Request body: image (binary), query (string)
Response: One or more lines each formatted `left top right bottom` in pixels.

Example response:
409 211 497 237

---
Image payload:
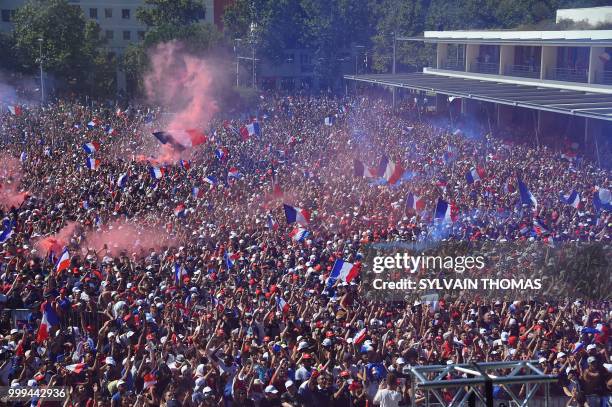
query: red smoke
84 220 177 256
35 222 77 255
144 41 219 161
0 155 27 209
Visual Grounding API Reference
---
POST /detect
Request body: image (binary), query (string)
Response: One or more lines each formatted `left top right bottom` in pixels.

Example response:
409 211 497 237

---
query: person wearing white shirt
373 373 403 407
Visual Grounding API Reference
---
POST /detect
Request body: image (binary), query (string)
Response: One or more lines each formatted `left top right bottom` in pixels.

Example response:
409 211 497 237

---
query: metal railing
440 60 465 71
471 61 500 74
549 67 588 83
505 64 540 79
594 70 612 85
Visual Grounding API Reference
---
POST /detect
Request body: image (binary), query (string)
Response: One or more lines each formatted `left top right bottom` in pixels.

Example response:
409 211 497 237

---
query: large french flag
379 157 403 185
55 248 71 275
283 204 310 225
593 187 612 212
405 192 425 212
560 190 580 208
153 129 207 150
0 218 14 244
83 142 100 154
65 363 87 374
354 160 377 178
518 178 537 207
329 259 360 283
86 158 100 170
36 300 60 343
184 129 208 147
289 227 309 242
434 198 457 223
7 105 22 116
465 167 484 184
149 166 165 180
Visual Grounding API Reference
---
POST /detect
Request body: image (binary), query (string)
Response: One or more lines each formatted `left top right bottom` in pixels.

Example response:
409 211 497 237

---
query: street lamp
38 38 44 103
234 38 241 87
355 45 365 75
249 22 258 89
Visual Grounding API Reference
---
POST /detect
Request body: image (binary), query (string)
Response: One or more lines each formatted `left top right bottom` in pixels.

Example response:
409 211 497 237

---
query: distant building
556 6 612 26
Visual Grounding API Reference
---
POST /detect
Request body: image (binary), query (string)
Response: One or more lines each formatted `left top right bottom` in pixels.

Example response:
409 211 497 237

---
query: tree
137 0 207 27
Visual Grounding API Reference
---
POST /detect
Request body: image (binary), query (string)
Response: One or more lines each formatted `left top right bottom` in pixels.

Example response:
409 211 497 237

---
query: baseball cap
285 380 295 388
264 385 278 394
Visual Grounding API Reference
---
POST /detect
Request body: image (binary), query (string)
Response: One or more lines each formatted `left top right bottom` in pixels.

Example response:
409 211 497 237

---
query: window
1 9 12 22
123 30 131 40
122 9 130 19
137 31 145 41
89 8 97 19
105 30 114 40
104 8 112 18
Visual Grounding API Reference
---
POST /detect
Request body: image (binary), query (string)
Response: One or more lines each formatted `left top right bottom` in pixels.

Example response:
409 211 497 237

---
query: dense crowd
0 94 610 407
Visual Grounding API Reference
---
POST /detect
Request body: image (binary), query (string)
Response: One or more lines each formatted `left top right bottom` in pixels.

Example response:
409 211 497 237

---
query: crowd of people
0 93 610 407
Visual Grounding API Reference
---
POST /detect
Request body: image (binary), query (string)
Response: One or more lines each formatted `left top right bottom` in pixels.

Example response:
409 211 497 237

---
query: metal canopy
343 73 612 122
408 360 558 407
401 36 612 47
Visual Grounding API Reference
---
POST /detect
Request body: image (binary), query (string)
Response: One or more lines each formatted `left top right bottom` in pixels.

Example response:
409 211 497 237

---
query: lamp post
391 32 397 108
38 38 44 103
234 38 241 87
355 45 365 75
249 22 258 89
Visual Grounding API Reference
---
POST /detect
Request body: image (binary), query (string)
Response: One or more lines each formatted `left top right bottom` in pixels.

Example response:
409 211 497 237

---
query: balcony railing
504 64 540 79
440 59 465 71
548 67 588 83
471 61 500 74
593 70 612 85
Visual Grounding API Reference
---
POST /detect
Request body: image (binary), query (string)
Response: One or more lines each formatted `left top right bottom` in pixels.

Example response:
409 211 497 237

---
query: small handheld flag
559 190 580 208
283 204 310 225
86 158 100 170
289 227 309 242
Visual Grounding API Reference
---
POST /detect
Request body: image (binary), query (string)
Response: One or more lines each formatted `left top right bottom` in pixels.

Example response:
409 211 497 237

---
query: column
465 44 479 72
499 45 515 76
436 43 448 69
588 46 605 84
540 46 557 80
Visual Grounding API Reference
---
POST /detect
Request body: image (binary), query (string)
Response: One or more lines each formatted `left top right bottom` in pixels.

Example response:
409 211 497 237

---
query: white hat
285 380 295 388
105 356 116 365
264 385 278 394
557 352 566 358
586 344 597 351
396 357 406 365
538 357 547 363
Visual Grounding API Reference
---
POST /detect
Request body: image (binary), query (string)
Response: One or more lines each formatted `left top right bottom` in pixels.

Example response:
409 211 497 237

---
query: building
344 28 612 166
556 6 612 26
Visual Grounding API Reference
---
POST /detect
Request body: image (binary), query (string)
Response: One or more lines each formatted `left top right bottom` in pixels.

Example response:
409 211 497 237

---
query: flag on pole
86 158 100 170
378 157 403 184
354 159 377 178
465 167 484 184
352 328 367 345
55 248 71 275
328 259 360 284
405 192 425 212
7 105 22 116
36 300 60 343
83 142 100 154
289 227 309 242
149 166 165 180
0 218 14 244
266 213 279 230
434 198 457 223
276 297 290 313
246 122 260 137
174 263 188 284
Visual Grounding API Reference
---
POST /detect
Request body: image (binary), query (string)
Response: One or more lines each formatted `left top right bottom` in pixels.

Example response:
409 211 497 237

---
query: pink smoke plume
35 222 78 255
144 41 219 162
0 154 28 209
84 220 177 256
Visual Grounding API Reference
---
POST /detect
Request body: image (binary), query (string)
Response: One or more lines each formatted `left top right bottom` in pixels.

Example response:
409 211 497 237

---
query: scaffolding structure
407 360 558 407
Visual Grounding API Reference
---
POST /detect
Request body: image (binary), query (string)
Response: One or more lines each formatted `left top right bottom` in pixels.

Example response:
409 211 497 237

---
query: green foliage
136 0 207 27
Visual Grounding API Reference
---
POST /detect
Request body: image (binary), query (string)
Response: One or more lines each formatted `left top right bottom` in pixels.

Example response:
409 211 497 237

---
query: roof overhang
343 73 612 122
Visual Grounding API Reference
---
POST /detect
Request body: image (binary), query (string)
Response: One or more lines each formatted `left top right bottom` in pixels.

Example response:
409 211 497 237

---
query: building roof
343 73 612 122
403 29 612 46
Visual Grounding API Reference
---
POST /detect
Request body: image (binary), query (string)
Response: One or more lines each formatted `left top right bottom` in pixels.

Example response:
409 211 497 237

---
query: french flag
560 190 580 208
247 122 260 137
65 363 87 374
283 204 310 225
204 175 218 186
593 187 611 212
117 173 128 188
533 219 548 235
353 328 367 345
83 142 100 154
55 248 71 275
465 167 484 184
180 160 191 170
0 218 14 244
228 167 242 179
239 125 250 140
518 178 537 207
87 120 97 129
276 297 290 313
36 300 60 343
184 129 208 147
224 251 239 269
405 192 425 212
86 158 100 170
266 213 279 230
354 160 377 178
434 198 457 223
174 263 188 284
192 187 203 198
379 157 403 185
149 166 165 180
289 227 309 242
329 259 360 283
174 203 186 217
104 125 116 136
7 105 22 116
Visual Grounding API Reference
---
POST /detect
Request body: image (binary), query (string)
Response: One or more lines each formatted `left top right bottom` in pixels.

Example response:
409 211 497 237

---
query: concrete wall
465 44 479 72
540 46 557 80
436 43 448 69
588 46 607 84
499 45 515 75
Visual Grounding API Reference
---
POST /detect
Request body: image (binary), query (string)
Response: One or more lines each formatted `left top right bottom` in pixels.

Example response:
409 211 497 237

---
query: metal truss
407 360 558 407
